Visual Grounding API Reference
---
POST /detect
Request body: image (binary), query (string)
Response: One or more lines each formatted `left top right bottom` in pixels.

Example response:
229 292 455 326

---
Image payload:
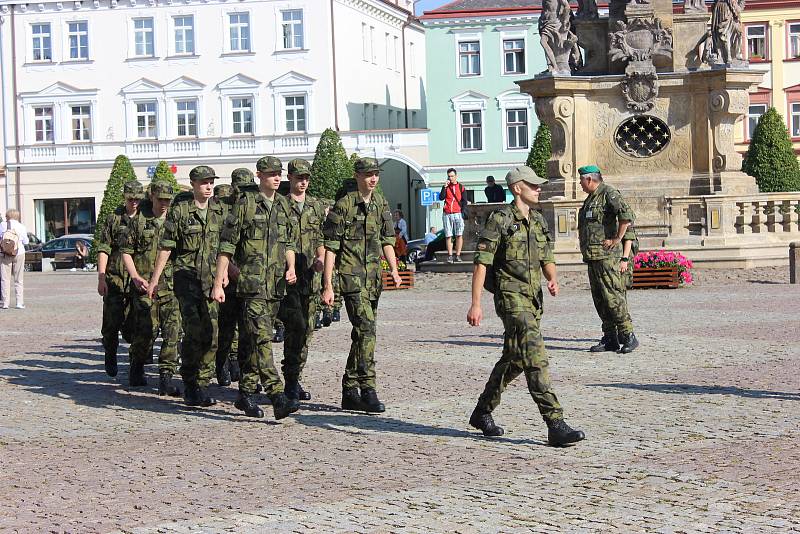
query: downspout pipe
10 6 21 215
330 0 340 131
0 11 9 213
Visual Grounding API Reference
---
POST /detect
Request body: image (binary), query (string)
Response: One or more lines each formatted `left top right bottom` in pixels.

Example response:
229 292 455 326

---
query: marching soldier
577 165 639 354
213 181 238 386
148 166 224 407
212 156 300 420
321 157 401 413
120 181 181 395
96 180 143 377
467 166 585 447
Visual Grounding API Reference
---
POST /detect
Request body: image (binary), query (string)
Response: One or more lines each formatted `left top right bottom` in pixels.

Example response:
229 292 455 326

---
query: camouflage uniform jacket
578 183 636 262
474 203 555 308
96 205 135 278
121 202 174 298
218 188 297 300
286 194 326 295
159 192 224 295
323 190 394 299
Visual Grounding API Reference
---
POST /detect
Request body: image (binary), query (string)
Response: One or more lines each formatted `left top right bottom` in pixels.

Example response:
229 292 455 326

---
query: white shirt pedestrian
0 210 30 309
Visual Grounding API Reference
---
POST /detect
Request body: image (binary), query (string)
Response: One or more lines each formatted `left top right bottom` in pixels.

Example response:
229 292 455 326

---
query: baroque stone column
534 96 576 197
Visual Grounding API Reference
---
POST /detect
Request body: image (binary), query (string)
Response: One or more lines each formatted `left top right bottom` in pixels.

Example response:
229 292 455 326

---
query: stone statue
576 0 598 20
709 0 746 64
539 0 578 75
684 0 707 13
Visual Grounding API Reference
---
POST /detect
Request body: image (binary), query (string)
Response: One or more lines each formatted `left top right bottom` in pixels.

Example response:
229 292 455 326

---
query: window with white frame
747 103 767 139
746 25 767 59
459 41 481 76
370 26 376 63
34 106 54 142
68 21 89 60
281 10 304 49
133 18 155 57
789 23 800 59
174 16 194 55
229 13 250 52
394 36 400 71
231 97 253 134
136 101 157 138
791 102 800 137
362 23 369 61
503 39 525 74
285 95 306 132
385 33 392 67
506 109 528 149
461 110 482 151
176 100 197 137
32 23 52 61
71 105 91 141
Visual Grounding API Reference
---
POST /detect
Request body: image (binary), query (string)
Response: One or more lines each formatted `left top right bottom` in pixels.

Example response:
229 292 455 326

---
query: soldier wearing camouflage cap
467 165 585 447
214 184 234 200
96 179 144 378
148 165 224 407
231 168 256 190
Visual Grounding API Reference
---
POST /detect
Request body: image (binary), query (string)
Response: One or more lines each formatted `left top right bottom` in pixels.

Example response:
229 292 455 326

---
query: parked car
24 233 44 271
406 230 446 264
40 234 93 270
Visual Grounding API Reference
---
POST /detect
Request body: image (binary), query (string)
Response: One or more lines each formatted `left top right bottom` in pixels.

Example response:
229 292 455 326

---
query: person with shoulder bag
439 168 468 263
0 209 30 309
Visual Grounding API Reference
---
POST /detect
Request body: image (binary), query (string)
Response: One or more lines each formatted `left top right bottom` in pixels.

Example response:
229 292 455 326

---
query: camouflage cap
288 158 311 176
150 180 175 200
231 168 255 188
505 166 548 187
214 184 234 198
189 165 218 181
354 157 380 174
256 156 283 173
123 180 145 200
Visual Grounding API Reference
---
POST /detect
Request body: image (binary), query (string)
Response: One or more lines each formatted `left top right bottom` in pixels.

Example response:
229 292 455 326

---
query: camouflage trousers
342 290 379 391
278 289 318 382
128 291 181 373
587 258 633 335
174 274 218 388
321 270 343 313
101 273 131 357
475 292 563 422
217 287 241 370
239 297 284 396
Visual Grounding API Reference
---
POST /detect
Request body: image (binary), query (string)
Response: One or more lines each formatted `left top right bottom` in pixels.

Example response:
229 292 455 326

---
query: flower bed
632 250 693 289
380 257 413 290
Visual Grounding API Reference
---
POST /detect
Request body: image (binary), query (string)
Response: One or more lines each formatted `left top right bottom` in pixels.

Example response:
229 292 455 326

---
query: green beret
578 165 601 175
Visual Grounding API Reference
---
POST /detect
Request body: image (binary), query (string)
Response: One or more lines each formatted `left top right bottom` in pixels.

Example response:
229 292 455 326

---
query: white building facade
0 0 427 239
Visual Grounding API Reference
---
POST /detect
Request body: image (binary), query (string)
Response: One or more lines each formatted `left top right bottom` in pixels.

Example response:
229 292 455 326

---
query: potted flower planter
382 270 414 290
632 266 680 289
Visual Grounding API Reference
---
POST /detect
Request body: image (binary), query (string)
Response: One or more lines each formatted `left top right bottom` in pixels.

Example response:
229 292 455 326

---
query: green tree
90 154 137 262
308 128 353 200
526 123 551 179
153 160 179 189
743 107 800 192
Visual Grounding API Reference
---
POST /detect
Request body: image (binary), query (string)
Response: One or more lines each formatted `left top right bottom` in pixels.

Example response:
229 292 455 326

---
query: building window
747 103 767 139
231 97 253 134
506 109 528 149
791 102 800 137
386 33 392 67
176 100 197 137
461 110 482 151
409 42 416 76
459 41 481 76
136 101 157 138
34 106 54 142
285 95 306 132
68 21 89 60
789 23 800 59
71 105 91 141
281 10 303 49
503 39 525 74
39 198 96 239
746 25 767 59
133 18 155 57
174 16 194 55
229 13 250 52
370 26 376 63
362 23 369 61
32 23 52 61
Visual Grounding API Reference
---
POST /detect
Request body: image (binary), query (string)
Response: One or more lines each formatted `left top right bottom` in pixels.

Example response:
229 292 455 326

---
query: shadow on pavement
590 382 800 401
409 334 592 352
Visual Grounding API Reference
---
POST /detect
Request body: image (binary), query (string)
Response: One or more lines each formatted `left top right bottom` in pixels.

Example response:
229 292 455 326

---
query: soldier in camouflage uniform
577 165 639 354
277 159 326 401
148 166 224 407
213 181 238 386
96 180 144 377
322 157 401 413
467 166 585 447
212 156 300 420
121 181 181 396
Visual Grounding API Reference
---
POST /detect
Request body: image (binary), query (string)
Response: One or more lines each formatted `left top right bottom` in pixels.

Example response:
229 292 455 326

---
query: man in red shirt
439 168 466 263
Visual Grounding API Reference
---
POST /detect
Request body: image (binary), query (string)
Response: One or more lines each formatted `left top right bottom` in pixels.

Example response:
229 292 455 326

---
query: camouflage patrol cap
505 166 548 187
189 165 218 181
214 184 234 198
288 158 311 176
150 180 174 200
123 180 145 200
231 168 255 188
354 157 380 174
256 156 282 173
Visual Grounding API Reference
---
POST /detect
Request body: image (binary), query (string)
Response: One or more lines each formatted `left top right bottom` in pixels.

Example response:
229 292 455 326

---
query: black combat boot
341 388 365 411
129 361 147 387
234 392 264 418
285 380 312 401
332 309 341 322
469 408 504 437
618 332 640 354
270 392 300 420
185 384 216 407
228 359 241 382
272 324 285 343
360 388 385 413
322 309 333 327
196 386 216 407
158 371 181 397
546 419 586 447
104 349 118 377
589 333 620 352
216 357 231 387
315 312 323 330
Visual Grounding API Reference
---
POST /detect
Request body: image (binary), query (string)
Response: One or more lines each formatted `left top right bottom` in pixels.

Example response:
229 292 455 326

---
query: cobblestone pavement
1 269 798 533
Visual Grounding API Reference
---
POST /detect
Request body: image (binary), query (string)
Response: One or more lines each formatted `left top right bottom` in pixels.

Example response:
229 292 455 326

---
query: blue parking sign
420 188 439 206
146 165 156 178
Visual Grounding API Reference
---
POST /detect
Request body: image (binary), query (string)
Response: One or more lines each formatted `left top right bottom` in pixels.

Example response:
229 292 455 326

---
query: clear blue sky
415 0 451 15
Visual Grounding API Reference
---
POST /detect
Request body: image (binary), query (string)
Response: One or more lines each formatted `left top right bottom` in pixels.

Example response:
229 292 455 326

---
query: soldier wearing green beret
321 157 401 413
96 180 144 378
467 166 585 447
148 165 225 407
212 156 300 420
121 181 181 395
577 165 639 354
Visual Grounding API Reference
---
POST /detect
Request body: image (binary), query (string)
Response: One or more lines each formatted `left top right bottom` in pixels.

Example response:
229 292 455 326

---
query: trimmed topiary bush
743 107 800 192
308 128 354 201
526 123 551 180
90 155 138 262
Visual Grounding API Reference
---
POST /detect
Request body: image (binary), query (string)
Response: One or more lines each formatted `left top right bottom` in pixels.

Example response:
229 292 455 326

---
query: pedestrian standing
0 209 30 309
484 176 506 203
439 168 466 263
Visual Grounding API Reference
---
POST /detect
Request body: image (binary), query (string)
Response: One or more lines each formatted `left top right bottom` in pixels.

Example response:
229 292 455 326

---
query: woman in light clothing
0 209 29 309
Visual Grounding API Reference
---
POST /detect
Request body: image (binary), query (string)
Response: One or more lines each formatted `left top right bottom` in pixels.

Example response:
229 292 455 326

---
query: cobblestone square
1 270 798 533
